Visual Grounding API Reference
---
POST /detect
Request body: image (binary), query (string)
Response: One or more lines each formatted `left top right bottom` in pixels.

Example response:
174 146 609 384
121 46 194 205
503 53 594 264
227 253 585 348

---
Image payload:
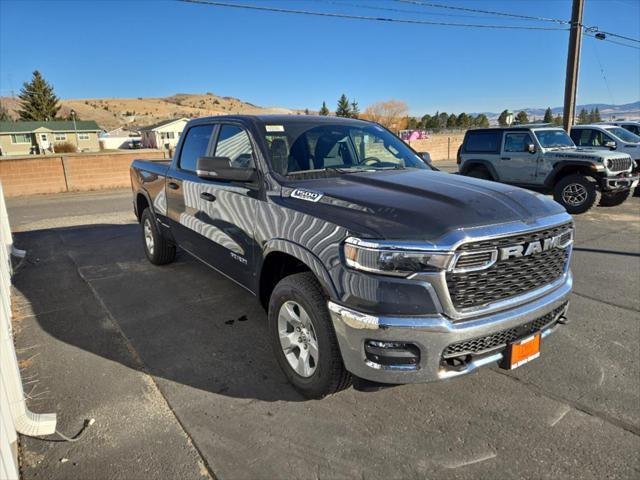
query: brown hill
0 93 303 130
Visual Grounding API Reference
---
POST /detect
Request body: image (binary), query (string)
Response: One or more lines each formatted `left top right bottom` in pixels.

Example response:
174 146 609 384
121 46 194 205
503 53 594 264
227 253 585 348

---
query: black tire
141 208 176 265
599 189 631 207
466 168 492 180
268 272 351 399
553 174 601 214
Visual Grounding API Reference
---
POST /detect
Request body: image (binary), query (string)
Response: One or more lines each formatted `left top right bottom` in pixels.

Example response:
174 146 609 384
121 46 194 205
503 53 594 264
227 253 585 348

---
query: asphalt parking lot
7 180 640 479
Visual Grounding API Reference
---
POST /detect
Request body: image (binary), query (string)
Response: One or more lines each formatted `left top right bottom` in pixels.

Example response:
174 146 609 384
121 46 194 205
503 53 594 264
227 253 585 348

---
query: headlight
343 237 453 277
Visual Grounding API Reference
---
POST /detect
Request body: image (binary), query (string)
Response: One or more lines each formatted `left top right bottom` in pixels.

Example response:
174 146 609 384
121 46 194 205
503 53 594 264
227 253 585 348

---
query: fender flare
460 159 500 180
260 238 339 300
134 188 154 221
543 160 596 189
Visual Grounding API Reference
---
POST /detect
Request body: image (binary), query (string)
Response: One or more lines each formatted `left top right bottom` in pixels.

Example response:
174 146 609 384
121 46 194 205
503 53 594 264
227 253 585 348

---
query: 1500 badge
290 189 324 202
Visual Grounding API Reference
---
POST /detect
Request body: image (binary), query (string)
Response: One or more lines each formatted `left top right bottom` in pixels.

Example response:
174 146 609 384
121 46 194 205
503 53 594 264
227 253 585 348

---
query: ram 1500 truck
131 115 573 398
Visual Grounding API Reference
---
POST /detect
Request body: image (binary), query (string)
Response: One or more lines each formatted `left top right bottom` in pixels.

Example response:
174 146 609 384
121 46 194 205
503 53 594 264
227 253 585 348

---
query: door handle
167 182 179 190
200 192 216 202
501 157 511 160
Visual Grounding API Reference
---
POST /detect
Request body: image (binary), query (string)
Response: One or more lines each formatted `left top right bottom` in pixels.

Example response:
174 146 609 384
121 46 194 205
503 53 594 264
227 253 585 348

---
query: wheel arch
544 161 599 189
460 159 499 180
258 239 338 310
135 189 153 222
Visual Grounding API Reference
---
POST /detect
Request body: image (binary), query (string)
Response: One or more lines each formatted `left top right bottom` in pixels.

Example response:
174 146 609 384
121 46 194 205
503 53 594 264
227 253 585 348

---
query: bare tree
363 100 409 131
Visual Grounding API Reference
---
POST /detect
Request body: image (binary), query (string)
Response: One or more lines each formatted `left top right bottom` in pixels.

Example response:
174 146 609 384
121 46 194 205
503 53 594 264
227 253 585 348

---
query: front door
499 131 539 183
39 133 50 151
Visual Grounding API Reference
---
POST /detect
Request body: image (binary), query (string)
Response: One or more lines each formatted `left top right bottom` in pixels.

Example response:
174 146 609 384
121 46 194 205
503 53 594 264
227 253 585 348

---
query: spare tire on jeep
553 174 601 214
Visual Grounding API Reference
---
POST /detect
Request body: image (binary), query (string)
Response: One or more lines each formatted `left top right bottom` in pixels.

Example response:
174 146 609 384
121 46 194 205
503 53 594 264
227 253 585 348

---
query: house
139 118 188 149
99 127 142 150
0 120 102 156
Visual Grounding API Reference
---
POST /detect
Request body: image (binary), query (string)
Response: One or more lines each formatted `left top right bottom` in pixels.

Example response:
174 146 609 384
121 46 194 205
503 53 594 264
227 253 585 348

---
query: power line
395 0 570 25
590 40 616 105
313 0 493 20
585 32 640 50
399 1 640 44
176 0 569 30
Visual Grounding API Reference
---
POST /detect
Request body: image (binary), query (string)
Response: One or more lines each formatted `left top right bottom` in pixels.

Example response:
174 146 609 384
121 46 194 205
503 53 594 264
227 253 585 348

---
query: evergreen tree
553 114 563 126
515 110 529 124
0 103 11 121
304 108 309 115
457 112 470 128
475 113 490 128
498 109 510 126
543 107 554 124
319 101 330 116
591 107 602 122
421 114 432 129
437 112 448 129
335 94 352 117
17 70 61 121
407 116 420 129
446 113 457 128
350 99 360 119
577 108 589 124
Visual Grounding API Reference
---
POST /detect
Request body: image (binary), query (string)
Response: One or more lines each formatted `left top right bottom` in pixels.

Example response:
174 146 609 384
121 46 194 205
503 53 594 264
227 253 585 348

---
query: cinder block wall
407 133 465 161
0 150 168 197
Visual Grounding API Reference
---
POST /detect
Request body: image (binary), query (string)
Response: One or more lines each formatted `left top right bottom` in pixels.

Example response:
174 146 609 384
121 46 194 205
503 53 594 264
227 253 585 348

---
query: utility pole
563 0 584 133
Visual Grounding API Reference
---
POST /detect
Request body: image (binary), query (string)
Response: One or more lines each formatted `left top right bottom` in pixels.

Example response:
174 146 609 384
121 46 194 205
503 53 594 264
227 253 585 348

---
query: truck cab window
214 125 254 169
179 125 215 172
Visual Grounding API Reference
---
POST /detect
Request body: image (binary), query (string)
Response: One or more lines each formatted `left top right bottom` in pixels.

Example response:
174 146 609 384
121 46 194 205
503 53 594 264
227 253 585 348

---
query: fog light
364 340 420 367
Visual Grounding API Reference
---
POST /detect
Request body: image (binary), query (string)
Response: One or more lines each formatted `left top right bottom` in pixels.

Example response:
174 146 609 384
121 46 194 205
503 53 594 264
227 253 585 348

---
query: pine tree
17 70 61 121
498 110 510 126
592 107 602 122
577 108 589 124
350 99 360 119
319 101 330 116
0 103 11 121
457 112 470 128
515 111 529 124
304 108 309 115
335 94 351 117
543 107 554 124
446 113 457 128
475 114 489 128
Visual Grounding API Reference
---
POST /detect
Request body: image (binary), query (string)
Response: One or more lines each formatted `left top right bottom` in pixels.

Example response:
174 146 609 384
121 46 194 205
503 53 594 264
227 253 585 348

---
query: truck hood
280 169 566 241
545 147 632 163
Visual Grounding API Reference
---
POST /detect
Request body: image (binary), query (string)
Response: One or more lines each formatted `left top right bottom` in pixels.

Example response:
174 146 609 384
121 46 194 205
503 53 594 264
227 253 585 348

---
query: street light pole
563 0 585 133
71 109 79 147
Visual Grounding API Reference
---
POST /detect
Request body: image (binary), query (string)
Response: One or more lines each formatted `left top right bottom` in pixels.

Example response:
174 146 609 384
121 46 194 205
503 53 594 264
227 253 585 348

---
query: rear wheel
141 208 176 265
599 189 631 207
466 168 492 180
553 174 600 214
268 272 351 398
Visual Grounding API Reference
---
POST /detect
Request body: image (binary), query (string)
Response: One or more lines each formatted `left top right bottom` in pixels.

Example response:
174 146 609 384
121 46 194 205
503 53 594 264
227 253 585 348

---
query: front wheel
268 272 351 399
599 189 631 207
553 174 601 214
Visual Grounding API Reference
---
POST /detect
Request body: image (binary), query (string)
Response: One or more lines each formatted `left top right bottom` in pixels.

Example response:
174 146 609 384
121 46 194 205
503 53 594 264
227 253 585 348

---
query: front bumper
328 271 572 384
602 173 639 190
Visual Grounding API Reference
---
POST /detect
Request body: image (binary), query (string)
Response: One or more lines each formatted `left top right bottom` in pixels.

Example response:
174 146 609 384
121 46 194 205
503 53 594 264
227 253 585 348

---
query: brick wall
407 133 465 161
0 150 167 197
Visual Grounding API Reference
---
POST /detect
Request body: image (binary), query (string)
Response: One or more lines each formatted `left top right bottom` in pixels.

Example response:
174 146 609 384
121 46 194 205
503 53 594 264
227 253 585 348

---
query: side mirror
196 156 257 182
420 152 432 163
527 143 537 154
604 140 617 150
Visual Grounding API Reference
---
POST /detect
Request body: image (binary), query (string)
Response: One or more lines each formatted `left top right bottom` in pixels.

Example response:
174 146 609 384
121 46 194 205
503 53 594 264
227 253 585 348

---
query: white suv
570 124 640 171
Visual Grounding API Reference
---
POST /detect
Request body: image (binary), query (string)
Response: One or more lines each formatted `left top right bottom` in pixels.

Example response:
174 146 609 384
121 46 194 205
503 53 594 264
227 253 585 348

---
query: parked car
132 115 574 398
570 124 640 172
602 121 640 136
458 125 637 214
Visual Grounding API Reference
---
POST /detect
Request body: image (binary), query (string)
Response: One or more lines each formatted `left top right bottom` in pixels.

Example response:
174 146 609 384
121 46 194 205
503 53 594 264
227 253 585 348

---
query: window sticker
266 125 285 132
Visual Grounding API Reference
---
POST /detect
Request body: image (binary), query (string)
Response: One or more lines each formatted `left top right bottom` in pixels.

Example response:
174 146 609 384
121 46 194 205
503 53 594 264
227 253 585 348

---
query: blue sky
1 0 638 115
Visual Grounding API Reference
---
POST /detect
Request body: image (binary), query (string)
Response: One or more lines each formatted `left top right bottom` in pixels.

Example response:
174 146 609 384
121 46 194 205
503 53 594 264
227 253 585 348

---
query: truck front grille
446 223 572 310
608 157 632 172
442 302 568 359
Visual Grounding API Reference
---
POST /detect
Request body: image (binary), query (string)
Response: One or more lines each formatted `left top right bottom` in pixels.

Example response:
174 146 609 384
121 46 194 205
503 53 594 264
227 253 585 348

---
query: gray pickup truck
458 125 637 214
131 115 573 398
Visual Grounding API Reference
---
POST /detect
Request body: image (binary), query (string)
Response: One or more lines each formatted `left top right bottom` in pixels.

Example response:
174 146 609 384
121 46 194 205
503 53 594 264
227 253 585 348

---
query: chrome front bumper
328 272 572 384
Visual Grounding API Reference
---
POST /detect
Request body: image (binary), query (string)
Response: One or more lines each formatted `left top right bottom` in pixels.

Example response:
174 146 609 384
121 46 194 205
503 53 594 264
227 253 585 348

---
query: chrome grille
443 303 567 359
447 223 572 310
608 157 632 172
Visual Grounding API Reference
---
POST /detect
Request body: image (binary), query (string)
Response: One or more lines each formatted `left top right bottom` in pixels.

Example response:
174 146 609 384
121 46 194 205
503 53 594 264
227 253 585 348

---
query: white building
99 127 142 150
139 118 188 150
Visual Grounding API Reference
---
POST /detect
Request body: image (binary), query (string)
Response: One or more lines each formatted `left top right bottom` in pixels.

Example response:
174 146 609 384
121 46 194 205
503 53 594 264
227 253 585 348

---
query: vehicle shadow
12 223 307 402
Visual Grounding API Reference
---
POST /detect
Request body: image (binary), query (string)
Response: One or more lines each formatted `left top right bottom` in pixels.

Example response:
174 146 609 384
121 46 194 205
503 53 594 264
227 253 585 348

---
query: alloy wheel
277 300 319 378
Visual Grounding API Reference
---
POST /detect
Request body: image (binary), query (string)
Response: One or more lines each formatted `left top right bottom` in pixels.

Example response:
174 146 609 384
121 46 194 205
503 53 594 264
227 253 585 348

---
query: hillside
479 101 640 122
0 93 303 130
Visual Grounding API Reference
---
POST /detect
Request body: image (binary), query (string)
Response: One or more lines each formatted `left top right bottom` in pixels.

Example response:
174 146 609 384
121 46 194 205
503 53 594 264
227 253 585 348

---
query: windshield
534 129 575 149
263 122 428 177
604 126 640 143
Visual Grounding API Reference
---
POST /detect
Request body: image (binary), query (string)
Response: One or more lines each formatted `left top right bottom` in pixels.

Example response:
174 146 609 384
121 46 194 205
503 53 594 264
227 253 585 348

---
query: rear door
499 131 539 183
189 123 259 290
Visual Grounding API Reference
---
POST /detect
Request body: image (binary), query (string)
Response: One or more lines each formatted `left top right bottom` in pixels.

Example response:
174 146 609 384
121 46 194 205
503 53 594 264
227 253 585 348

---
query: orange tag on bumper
505 334 541 370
